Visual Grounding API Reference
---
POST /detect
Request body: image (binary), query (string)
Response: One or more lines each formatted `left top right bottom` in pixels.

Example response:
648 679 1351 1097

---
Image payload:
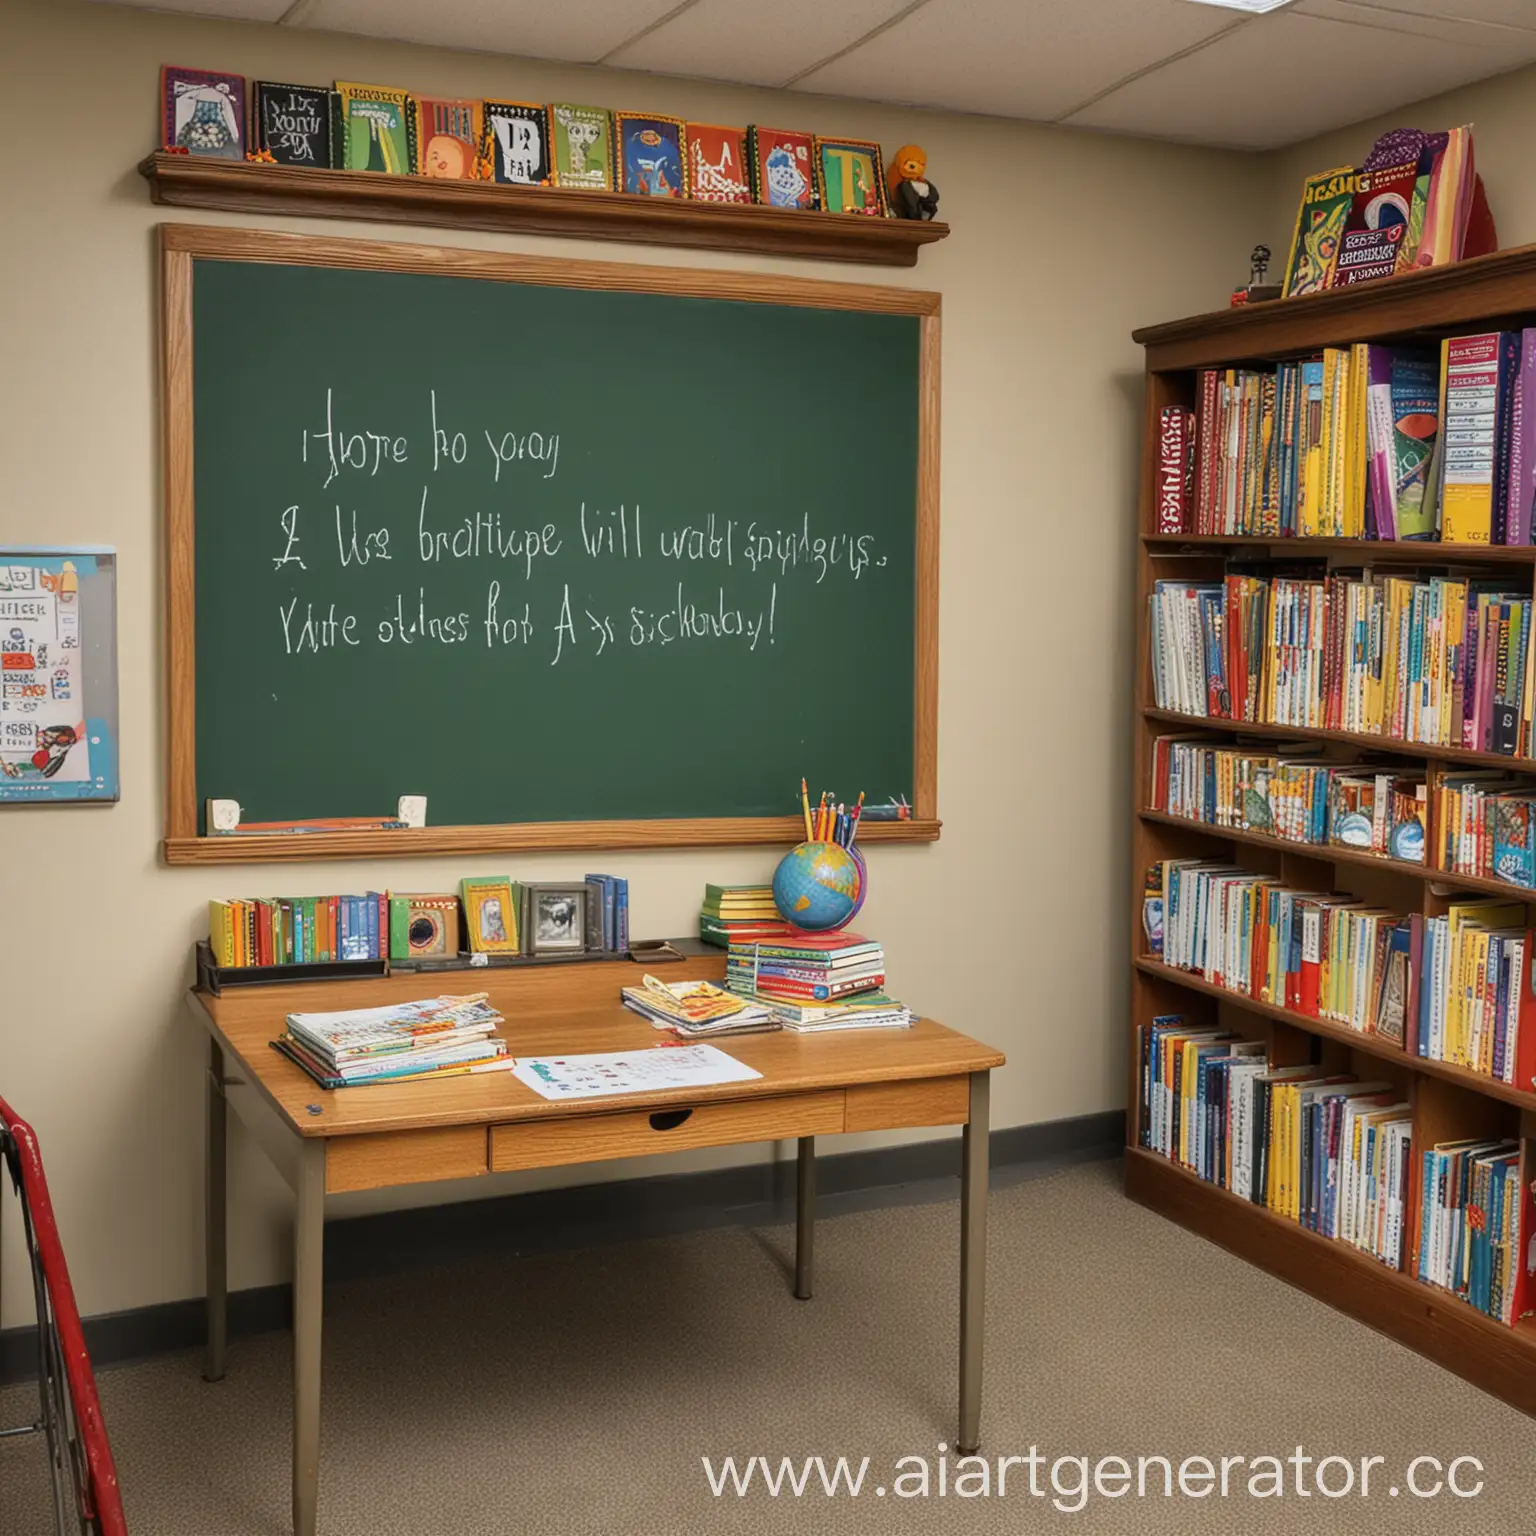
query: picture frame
161 66 246 160
748 126 816 210
521 882 598 954
412 96 483 180
813 136 889 217
460 876 520 954
334 82 416 175
615 113 688 198
547 103 613 190
387 893 460 961
483 99 549 186
686 123 752 204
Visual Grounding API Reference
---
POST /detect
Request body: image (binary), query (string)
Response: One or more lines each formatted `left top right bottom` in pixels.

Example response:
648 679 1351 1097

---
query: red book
1155 406 1193 533
1514 931 1536 1094
1297 902 1324 1017
1197 370 1220 534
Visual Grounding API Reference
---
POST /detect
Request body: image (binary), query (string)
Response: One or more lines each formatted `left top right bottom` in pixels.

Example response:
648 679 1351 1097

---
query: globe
772 841 866 931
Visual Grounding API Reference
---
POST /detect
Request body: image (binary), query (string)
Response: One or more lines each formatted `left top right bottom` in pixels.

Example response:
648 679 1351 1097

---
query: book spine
1157 405 1190 533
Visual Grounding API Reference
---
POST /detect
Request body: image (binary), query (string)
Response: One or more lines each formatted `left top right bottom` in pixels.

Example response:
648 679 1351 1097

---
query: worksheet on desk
512 1044 761 1101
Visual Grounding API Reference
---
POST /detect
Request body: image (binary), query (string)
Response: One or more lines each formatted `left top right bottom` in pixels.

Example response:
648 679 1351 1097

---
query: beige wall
0 0 1265 1325
1264 59 1536 266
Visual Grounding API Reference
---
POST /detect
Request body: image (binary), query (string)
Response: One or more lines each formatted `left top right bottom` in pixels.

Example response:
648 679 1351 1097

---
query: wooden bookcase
1128 243 1536 1418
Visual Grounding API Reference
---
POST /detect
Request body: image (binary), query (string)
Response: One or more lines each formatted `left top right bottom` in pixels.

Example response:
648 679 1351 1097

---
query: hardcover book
334 82 415 174
412 96 482 179
1281 165 1361 297
548 103 612 189
251 80 333 167
1330 157 1418 288
686 123 752 204
161 66 245 159
747 126 816 210
616 113 687 197
483 100 549 185
1156 407 1194 533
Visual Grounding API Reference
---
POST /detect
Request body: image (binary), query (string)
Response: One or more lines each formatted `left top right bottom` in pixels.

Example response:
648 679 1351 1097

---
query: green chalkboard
182 240 932 843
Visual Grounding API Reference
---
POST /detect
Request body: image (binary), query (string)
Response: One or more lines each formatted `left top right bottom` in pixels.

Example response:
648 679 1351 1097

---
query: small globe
772 841 864 931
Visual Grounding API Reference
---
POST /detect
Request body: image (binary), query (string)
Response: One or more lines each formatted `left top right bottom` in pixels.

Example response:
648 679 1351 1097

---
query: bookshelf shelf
1137 807 1536 902
1134 956 1536 1113
1131 255 1536 1416
1125 1148 1536 1416
1145 533 1536 565
1143 706 1536 772
137 152 951 267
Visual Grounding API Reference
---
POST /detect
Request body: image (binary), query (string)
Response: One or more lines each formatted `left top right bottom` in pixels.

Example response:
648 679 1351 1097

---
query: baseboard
1 1110 1122 1385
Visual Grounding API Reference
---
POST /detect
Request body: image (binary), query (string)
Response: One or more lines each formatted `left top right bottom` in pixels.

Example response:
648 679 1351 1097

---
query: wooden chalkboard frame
159 223 940 866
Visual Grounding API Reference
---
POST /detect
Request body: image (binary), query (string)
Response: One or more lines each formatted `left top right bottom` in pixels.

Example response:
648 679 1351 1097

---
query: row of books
1418 900 1531 1081
274 993 511 1088
724 931 912 1032
1279 126 1487 298
1149 736 1426 860
162 65 889 215
1435 775 1536 888
1140 1019 1411 1266
1149 569 1536 756
1138 1017 1535 1324
699 884 793 949
1158 330 1536 547
208 893 387 968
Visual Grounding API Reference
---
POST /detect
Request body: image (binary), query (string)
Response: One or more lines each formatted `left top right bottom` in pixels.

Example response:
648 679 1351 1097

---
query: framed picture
461 876 520 954
522 882 594 954
686 123 751 204
335 82 416 175
748 126 815 210
0 548 118 804
161 66 246 159
251 81 335 168
483 99 549 185
547 103 613 189
387 893 460 960
814 136 888 217
412 96 482 179
615 113 687 198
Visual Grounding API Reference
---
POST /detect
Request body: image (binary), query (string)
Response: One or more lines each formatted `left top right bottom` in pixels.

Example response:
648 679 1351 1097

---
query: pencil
800 777 814 842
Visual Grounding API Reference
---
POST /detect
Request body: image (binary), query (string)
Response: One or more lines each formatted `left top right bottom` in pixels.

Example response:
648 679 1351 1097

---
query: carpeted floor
2 1157 1531 1534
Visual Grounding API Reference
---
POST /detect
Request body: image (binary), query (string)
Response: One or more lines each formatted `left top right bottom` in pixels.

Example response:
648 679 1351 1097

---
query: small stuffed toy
887 144 939 221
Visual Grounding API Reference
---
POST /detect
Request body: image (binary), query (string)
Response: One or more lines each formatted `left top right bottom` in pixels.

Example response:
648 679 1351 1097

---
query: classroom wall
1264 60 1536 263
0 0 1266 1325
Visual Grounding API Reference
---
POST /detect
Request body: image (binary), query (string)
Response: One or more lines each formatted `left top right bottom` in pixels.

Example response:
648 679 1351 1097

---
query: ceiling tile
294 0 684 65
791 0 1242 123
1296 0 1536 39
604 0 914 89
1065 10 1527 149
1330 0 1536 30
98 0 294 18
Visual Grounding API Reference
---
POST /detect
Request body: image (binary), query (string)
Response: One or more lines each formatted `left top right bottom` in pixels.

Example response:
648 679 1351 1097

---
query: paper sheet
512 1043 761 1101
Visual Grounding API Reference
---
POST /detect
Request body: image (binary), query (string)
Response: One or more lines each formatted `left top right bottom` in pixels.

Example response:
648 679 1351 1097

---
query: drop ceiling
98 0 1536 149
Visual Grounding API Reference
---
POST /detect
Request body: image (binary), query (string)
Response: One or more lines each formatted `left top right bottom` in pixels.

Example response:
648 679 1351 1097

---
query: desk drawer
490 1090 844 1173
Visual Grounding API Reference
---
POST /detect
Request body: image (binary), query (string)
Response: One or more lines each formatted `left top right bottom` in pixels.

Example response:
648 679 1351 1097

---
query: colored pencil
800 777 814 841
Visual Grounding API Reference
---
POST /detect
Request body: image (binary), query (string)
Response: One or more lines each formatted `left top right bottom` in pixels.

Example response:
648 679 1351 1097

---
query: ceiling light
1184 0 1296 13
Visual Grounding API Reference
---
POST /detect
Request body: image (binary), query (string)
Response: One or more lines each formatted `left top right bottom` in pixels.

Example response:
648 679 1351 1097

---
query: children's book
333 81 415 174
1282 166 1360 297
482 100 549 185
686 123 752 204
412 96 482 179
747 126 816 210
547 103 612 189
251 81 334 167
161 66 245 159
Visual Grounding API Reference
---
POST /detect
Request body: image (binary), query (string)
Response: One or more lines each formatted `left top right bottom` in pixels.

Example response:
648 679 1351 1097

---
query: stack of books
1419 1139 1528 1323
725 932 912 1032
273 993 511 1088
699 884 792 948
620 975 779 1037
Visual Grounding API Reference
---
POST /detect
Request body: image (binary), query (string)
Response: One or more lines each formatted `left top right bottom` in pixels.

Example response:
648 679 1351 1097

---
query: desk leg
293 1139 325 1536
204 1037 228 1384
958 1070 990 1455
794 1136 815 1300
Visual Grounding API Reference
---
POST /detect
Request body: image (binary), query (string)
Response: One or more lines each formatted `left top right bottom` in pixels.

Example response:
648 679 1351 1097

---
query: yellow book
1318 349 1339 536
208 900 235 969
1345 343 1369 537
1440 580 1466 745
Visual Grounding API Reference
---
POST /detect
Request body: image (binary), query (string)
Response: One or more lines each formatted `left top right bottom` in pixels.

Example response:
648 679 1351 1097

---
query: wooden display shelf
1138 807 1536 902
1134 955 1536 1112
138 152 951 267
1144 706 1536 772
1125 1148 1536 1418
1146 532 1536 565
163 814 939 866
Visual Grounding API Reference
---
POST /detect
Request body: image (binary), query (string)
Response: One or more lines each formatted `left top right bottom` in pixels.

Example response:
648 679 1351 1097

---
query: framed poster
0 548 119 804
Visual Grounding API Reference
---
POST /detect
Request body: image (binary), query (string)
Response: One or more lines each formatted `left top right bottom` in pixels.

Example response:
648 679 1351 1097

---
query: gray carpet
2 1158 1531 1534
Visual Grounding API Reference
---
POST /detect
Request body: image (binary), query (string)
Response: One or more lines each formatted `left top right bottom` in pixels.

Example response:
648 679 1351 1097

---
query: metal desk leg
293 1139 325 1536
204 1038 228 1383
958 1070 990 1454
794 1136 815 1300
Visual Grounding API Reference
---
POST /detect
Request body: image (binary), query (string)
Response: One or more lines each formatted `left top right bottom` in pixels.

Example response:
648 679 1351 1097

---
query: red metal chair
0 1093 126 1534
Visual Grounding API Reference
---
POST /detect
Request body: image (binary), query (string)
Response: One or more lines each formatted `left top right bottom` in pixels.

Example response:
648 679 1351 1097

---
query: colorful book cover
482 100 549 185
412 96 482 179
1330 157 1418 288
1155 406 1193 533
334 82 415 174
686 123 751 204
747 126 816 209
1505 329 1536 546
1390 349 1441 539
162 65 245 158
615 113 686 197
251 81 333 167
1282 166 1361 297
1442 333 1509 545
547 103 612 189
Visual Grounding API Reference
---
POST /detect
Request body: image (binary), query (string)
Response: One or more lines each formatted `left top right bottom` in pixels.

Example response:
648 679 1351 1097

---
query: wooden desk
188 954 1005 1536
